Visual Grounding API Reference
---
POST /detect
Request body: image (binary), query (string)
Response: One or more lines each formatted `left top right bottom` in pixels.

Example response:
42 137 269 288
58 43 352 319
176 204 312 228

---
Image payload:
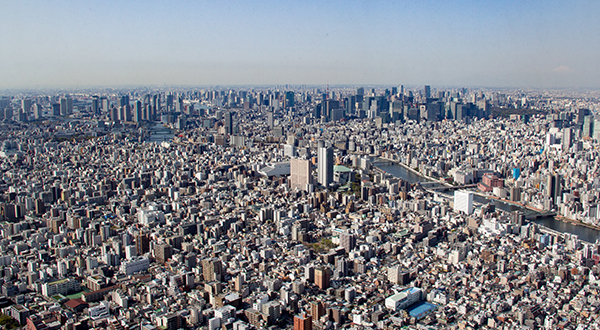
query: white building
214 305 236 321
258 162 291 177
454 190 474 215
318 145 333 186
138 207 166 226
385 287 423 311
283 144 296 157
88 301 110 320
388 265 402 284
41 278 81 297
120 256 149 275
208 317 221 330
125 245 137 259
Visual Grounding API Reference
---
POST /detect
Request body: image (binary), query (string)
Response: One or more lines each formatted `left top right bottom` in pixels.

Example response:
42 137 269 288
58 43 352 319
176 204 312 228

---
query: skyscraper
267 111 274 129
290 158 312 191
594 117 600 141
101 97 109 113
135 100 143 122
33 104 42 119
317 142 333 187
60 97 71 116
323 100 339 121
345 95 356 114
547 173 561 206
314 267 330 290
67 97 73 115
424 85 431 98
120 95 130 107
563 127 573 151
285 91 295 108
91 96 99 115
21 99 31 114
224 112 233 135
52 103 60 116
454 190 473 215
135 234 150 254
583 115 594 137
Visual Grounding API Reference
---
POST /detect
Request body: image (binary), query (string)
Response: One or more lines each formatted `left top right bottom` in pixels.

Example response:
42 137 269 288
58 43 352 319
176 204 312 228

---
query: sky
0 0 599 89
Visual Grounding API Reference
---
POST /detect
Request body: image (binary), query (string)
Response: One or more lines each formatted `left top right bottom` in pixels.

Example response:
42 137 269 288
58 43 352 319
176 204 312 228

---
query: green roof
334 165 352 172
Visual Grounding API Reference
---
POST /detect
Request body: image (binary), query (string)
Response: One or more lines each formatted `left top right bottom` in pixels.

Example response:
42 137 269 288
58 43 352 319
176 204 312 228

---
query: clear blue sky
1 0 599 88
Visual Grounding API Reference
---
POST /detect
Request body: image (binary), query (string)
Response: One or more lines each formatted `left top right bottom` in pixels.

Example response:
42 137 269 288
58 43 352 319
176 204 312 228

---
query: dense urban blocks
0 86 598 329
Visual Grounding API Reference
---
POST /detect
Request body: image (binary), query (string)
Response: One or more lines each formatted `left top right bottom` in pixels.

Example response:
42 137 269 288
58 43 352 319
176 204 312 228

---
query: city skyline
1 0 600 89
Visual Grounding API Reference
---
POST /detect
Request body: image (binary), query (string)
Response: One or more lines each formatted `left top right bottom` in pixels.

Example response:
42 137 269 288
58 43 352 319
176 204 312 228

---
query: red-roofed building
64 298 89 313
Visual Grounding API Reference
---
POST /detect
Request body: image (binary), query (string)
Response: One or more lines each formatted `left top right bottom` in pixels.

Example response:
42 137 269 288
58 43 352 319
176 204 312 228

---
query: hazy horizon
1 0 599 89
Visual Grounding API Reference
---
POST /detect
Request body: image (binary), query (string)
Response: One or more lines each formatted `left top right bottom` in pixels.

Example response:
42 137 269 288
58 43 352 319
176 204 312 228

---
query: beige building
290 158 313 191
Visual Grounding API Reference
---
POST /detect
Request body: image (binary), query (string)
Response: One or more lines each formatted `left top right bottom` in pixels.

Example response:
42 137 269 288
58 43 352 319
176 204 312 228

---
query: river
146 124 175 143
375 160 600 243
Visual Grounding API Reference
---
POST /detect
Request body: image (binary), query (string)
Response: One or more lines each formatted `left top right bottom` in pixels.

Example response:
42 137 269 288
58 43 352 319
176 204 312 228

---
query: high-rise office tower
356 87 364 105
60 97 70 116
176 97 184 112
135 234 150 254
166 94 174 110
323 100 340 121
67 97 73 114
424 85 431 98
318 142 333 187
290 159 312 191
151 94 158 118
123 105 132 122
563 127 573 151
594 117 600 141
91 96 99 115
345 95 356 114
224 112 233 135
135 100 143 122
21 99 31 115
101 97 109 113
120 95 130 107
314 268 330 290
110 107 119 122
267 111 274 129
285 91 295 108
52 103 60 116
32 104 42 119
583 115 594 137
547 173 561 206
454 190 473 215
362 96 373 112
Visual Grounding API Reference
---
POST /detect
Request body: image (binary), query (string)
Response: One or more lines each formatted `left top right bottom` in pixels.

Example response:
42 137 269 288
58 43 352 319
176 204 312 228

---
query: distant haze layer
0 0 599 89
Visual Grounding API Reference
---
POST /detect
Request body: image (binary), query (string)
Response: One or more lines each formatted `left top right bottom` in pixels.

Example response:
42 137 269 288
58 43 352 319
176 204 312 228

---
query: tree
0 314 20 330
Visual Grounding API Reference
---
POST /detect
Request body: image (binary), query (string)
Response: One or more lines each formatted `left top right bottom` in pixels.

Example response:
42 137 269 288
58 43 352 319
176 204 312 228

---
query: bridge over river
371 157 600 243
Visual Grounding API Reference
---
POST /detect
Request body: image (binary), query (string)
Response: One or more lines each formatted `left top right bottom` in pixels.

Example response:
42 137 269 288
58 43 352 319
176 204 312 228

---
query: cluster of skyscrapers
0 85 597 329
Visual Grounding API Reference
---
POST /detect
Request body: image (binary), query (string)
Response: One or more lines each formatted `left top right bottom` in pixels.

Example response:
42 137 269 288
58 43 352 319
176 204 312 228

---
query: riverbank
374 156 600 237
472 190 600 232
375 156 451 187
